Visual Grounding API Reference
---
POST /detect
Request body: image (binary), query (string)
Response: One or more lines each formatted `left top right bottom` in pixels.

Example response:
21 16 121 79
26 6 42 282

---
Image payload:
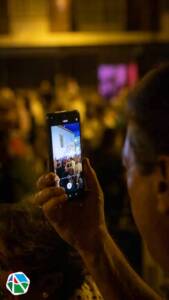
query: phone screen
47 111 84 200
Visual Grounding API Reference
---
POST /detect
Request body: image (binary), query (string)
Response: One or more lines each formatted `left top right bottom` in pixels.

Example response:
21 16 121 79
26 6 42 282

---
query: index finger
37 173 60 190
34 186 66 206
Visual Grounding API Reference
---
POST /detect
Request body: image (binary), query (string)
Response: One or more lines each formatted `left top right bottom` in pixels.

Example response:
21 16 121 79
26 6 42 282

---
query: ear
157 156 169 214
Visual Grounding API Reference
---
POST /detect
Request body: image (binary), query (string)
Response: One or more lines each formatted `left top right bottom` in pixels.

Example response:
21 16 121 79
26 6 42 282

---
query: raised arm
34 158 162 300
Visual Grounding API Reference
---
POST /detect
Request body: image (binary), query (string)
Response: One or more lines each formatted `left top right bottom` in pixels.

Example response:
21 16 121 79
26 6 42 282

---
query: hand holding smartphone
46 110 84 200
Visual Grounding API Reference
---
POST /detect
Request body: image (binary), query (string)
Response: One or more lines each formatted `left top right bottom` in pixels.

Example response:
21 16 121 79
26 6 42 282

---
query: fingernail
45 173 57 183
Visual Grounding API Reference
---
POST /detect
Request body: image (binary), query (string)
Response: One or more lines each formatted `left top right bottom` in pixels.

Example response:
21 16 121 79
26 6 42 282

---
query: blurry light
55 0 67 12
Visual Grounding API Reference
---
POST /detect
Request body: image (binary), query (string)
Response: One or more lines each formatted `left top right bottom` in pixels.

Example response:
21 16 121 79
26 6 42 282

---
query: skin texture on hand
35 158 107 253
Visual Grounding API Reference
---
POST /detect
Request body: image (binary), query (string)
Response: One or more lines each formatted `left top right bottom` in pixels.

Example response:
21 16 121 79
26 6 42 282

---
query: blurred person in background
51 75 86 123
0 88 37 203
29 91 47 174
0 202 103 300
17 89 47 175
75 156 82 177
83 93 105 151
39 80 53 111
35 64 169 299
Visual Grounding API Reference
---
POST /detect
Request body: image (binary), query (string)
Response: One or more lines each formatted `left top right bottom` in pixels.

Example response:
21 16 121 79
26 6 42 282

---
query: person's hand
34 158 107 253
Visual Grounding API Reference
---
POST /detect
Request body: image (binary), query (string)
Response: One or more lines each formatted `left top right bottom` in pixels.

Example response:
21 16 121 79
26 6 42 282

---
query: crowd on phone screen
54 156 83 189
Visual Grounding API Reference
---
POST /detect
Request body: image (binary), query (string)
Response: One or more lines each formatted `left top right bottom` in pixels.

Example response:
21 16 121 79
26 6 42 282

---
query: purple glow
98 64 138 99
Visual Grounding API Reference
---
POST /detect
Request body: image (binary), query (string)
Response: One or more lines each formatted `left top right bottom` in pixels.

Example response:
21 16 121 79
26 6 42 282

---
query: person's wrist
77 225 109 259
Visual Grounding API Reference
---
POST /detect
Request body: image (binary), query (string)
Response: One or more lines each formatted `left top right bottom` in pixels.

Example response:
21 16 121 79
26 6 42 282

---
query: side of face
122 124 169 271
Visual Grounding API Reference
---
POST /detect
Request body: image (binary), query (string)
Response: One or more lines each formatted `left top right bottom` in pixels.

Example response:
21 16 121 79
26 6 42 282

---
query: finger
37 173 60 190
83 158 102 193
42 195 68 220
34 186 65 206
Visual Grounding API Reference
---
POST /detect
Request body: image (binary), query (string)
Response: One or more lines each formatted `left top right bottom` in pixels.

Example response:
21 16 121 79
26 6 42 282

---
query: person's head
122 64 169 272
0 88 18 132
0 203 85 299
0 88 19 158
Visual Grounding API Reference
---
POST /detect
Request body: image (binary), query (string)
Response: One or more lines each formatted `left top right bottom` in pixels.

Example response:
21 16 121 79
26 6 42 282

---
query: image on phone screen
47 112 84 199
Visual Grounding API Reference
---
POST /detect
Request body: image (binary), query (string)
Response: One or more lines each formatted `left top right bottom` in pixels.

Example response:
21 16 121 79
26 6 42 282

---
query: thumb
83 158 102 194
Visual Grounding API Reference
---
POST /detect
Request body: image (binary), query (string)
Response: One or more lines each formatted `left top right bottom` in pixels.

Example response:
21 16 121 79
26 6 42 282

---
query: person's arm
34 158 162 300
79 229 161 300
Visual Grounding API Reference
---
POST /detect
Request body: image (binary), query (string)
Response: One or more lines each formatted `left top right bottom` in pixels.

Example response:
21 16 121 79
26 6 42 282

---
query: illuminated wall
9 0 49 35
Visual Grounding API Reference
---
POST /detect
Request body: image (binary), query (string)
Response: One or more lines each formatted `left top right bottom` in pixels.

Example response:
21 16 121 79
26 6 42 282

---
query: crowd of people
2 65 168 299
0 77 128 299
0 76 127 204
54 156 82 177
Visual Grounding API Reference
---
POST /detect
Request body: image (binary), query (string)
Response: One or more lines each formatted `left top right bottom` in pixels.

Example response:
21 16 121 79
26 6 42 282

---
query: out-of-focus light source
55 0 68 12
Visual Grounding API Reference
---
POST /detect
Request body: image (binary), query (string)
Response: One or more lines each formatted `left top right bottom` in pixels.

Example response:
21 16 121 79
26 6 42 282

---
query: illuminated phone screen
48 112 84 200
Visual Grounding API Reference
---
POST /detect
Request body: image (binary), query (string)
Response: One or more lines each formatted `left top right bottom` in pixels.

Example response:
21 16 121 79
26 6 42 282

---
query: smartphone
46 110 84 200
